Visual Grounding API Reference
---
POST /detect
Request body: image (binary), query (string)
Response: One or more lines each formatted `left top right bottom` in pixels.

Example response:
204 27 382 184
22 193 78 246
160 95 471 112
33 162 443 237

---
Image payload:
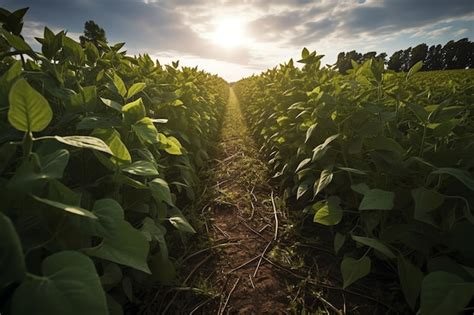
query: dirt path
198 88 289 314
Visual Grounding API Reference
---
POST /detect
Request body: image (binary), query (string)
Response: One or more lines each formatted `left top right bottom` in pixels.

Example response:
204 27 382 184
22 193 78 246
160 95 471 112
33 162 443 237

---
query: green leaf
407 103 429 124
312 134 339 161
100 263 122 287
32 195 97 219
351 235 396 258
168 208 196 234
113 73 127 98
366 136 404 155
305 123 317 143
0 213 26 290
0 60 22 105
132 117 160 144
53 136 113 155
11 251 108 315
420 271 474 315
0 28 33 51
123 160 159 176
164 136 183 155
407 61 423 79
314 166 333 196
149 253 176 285
122 98 146 125
92 128 131 164
313 196 343 226
431 168 474 191
334 232 345 254
101 97 123 112
141 217 168 259
127 82 146 100
83 199 150 274
8 78 52 132
341 256 371 289
63 36 85 65
337 167 368 175
39 149 70 179
295 158 311 173
411 187 445 226
356 187 395 210
398 256 423 310
149 178 173 205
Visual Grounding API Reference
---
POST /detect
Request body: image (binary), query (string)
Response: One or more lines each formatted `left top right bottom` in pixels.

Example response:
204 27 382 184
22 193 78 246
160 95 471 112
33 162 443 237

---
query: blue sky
2 0 473 81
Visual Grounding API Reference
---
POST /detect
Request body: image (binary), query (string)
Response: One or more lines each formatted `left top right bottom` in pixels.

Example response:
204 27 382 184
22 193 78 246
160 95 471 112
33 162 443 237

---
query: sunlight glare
209 17 247 48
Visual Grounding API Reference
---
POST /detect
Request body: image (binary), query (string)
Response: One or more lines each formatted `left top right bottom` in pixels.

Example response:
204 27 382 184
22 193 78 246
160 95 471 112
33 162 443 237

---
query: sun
209 17 247 48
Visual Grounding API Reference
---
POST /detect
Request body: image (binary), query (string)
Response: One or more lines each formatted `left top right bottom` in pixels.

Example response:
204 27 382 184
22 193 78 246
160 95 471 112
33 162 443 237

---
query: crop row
234 48 474 315
0 8 228 315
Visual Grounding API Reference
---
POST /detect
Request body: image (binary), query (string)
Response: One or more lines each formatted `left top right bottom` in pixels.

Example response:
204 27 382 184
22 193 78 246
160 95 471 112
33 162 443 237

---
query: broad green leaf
141 217 168 259
312 134 339 161
366 136 404 155
420 271 474 315
0 213 26 289
357 187 395 210
305 123 317 143
411 187 445 226
100 263 122 287
295 158 311 173
334 232 345 254
53 136 113 155
149 253 176 285
407 103 429 124
92 128 131 164
122 98 146 125
398 256 423 310
77 116 121 130
337 167 367 175
127 82 146 100
113 73 127 98
11 251 108 315
341 256 371 289
69 86 97 112
0 60 22 105
0 28 33 51
168 208 196 234
431 168 474 190
351 235 396 258
32 195 97 219
84 220 151 274
313 196 342 226
314 166 333 196
39 149 70 179
407 61 423 79
123 160 159 176
149 178 173 205
132 117 160 144
297 181 310 200
101 97 123 112
164 136 183 155
8 78 52 132
63 36 84 65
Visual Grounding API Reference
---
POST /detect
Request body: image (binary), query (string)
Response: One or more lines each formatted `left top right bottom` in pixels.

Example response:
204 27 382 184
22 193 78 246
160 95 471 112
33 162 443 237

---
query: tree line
336 38 473 74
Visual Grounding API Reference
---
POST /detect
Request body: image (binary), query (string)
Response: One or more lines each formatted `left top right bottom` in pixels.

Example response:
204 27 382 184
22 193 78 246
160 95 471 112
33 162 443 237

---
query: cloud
2 0 473 80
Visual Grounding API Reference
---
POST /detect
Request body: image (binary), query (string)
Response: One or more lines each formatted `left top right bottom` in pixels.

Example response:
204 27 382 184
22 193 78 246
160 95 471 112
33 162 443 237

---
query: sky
2 0 473 81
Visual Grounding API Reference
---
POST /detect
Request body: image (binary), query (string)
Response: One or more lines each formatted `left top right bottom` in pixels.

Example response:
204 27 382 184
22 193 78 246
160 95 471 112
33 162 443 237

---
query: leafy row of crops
234 49 474 315
0 8 228 314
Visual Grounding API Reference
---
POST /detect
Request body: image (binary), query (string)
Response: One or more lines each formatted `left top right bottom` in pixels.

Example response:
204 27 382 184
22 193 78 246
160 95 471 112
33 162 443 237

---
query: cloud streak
2 0 473 80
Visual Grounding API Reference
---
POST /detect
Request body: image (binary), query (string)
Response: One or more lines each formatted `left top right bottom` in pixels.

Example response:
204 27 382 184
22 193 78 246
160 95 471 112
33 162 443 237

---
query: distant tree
375 52 387 64
444 38 471 69
336 50 363 74
79 20 107 47
425 45 440 70
361 51 377 62
387 50 403 71
410 43 428 69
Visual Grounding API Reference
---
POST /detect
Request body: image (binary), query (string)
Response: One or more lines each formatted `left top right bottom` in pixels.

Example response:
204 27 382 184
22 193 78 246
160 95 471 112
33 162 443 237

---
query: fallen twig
226 254 260 274
253 241 273 278
271 191 279 240
220 277 241 315
183 242 241 263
